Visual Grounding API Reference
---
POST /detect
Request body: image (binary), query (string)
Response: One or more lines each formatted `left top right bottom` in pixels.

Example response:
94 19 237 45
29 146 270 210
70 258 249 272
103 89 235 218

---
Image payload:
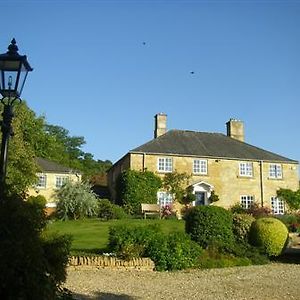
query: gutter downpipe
142 153 146 171
259 160 264 207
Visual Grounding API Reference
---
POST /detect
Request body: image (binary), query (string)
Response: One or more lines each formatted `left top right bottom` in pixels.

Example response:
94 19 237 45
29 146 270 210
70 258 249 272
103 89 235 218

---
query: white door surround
191 181 214 206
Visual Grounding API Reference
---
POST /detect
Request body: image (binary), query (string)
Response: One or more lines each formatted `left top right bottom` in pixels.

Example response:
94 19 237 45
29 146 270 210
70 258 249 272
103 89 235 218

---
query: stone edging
68 256 155 271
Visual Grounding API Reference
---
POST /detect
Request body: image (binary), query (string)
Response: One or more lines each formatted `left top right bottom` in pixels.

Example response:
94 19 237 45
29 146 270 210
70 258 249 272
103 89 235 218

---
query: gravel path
65 262 300 299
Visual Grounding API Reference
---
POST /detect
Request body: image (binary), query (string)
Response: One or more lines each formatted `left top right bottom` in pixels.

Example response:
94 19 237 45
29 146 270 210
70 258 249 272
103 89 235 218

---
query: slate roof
130 130 297 163
35 157 76 173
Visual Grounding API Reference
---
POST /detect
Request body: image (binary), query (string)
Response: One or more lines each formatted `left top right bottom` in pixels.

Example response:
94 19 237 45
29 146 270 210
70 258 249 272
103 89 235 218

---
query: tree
0 101 111 195
277 188 300 211
116 170 162 215
43 124 112 179
163 172 194 205
56 181 99 220
3 102 43 195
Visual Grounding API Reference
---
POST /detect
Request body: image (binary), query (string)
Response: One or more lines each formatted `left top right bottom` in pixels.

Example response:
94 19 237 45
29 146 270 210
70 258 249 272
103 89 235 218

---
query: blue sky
1 0 299 166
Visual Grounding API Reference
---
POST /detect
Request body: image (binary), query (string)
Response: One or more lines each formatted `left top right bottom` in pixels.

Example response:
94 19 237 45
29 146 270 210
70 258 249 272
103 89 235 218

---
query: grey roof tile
35 157 75 173
130 130 297 163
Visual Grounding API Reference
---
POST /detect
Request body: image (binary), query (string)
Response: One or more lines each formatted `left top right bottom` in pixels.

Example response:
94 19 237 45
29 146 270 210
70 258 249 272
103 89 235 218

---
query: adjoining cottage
28 157 81 210
107 114 299 214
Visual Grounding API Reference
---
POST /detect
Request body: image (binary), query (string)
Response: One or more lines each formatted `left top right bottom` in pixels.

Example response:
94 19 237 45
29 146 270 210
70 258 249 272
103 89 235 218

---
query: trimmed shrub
108 224 202 271
232 213 255 242
108 224 158 259
249 217 289 257
98 199 127 220
184 205 235 250
146 231 202 271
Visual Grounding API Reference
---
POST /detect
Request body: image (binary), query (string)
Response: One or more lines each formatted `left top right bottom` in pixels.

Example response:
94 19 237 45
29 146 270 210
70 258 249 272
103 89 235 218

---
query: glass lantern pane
0 60 21 71
0 70 4 91
17 68 29 96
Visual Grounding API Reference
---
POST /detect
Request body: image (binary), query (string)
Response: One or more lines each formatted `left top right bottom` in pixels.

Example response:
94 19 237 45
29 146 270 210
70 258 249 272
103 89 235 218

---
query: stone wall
130 153 299 208
68 256 155 271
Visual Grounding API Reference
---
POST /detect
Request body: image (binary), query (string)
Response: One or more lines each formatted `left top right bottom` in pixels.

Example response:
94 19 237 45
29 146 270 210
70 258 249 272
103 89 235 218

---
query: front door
195 192 205 206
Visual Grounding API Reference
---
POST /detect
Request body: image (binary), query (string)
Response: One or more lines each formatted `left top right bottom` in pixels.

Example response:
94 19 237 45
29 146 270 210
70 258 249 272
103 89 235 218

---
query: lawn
46 218 184 255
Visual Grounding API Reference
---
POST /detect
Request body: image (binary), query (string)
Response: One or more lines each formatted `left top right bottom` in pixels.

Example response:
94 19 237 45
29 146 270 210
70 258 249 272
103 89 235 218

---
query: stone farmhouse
28 157 81 209
107 113 299 215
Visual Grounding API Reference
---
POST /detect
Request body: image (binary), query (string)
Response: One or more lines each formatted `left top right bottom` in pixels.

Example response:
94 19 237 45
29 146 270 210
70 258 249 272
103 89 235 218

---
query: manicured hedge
249 217 288 257
108 224 202 271
184 205 235 250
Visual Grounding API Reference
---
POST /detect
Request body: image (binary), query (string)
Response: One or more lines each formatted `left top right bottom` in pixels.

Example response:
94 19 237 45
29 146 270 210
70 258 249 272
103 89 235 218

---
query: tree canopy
0 101 111 195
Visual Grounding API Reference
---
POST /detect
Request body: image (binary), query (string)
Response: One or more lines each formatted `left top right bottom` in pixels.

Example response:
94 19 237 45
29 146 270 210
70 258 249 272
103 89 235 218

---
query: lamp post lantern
0 39 33 196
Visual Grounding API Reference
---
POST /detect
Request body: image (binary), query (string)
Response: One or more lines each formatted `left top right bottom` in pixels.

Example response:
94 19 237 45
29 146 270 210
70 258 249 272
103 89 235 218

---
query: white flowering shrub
55 181 98 220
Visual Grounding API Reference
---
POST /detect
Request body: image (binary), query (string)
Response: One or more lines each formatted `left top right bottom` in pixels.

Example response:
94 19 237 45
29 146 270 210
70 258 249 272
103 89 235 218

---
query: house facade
107 114 299 214
28 157 81 208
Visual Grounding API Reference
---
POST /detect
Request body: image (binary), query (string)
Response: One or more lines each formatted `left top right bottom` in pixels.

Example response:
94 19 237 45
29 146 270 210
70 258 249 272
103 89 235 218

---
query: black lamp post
0 39 33 196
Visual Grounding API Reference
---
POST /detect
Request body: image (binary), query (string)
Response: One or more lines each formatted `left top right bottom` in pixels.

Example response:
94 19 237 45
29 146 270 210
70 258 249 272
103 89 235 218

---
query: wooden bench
141 203 161 219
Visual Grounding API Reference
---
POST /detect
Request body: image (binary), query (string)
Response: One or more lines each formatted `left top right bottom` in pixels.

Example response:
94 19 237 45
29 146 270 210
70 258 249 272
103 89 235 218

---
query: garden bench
141 203 161 219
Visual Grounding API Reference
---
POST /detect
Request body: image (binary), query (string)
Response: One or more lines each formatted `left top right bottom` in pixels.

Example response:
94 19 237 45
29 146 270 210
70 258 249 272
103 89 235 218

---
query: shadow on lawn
72 292 136 299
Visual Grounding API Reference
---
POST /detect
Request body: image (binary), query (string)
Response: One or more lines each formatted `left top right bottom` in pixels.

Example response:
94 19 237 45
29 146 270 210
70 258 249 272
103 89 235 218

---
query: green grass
46 218 184 255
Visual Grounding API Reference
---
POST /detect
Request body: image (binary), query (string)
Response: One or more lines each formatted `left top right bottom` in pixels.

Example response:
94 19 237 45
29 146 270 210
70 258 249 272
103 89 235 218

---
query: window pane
240 162 252 177
37 174 46 188
193 159 207 174
240 195 254 209
56 176 68 188
157 192 173 207
157 157 172 172
271 196 284 214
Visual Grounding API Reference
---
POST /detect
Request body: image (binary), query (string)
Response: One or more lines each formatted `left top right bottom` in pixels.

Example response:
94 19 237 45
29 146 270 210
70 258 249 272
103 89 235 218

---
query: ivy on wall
116 170 162 215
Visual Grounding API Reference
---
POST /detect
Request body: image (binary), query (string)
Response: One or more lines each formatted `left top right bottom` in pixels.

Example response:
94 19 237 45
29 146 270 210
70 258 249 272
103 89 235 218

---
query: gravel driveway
65 262 300 299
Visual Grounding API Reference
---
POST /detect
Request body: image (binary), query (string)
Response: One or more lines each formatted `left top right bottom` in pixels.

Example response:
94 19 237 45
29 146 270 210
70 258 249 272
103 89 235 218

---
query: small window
239 162 253 177
193 159 207 175
55 176 69 188
36 174 47 188
157 191 173 207
240 195 254 209
157 157 173 173
271 196 285 215
269 164 282 179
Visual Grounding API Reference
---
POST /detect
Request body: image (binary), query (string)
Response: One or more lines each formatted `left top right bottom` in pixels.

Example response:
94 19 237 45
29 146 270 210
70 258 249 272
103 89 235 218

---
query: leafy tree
3 102 42 195
277 188 300 211
116 170 162 214
0 101 111 195
56 181 99 220
163 172 194 205
43 124 112 179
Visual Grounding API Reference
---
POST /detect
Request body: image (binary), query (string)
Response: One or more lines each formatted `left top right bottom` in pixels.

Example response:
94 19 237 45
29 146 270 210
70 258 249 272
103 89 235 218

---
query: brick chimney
226 119 244 142
154 113 167 138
